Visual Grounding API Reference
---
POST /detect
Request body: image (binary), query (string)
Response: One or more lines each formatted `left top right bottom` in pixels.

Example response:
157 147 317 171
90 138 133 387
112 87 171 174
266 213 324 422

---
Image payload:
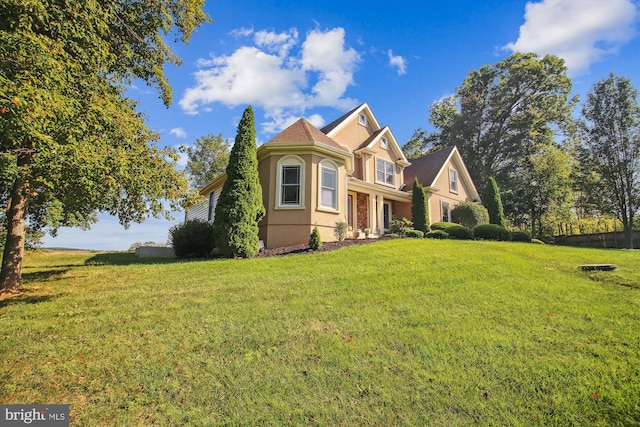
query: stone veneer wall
357 193 369 231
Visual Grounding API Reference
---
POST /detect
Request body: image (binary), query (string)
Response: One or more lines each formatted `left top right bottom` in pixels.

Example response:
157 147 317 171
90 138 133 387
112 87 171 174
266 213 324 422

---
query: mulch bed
255 238 384 257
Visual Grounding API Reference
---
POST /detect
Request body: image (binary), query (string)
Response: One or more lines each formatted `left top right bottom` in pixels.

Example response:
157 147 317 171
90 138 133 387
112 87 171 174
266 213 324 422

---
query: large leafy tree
212 106 265 258
420 53 575 190
508 144 573 238
579 73 640 249
185 133 230 188
0 0 210 293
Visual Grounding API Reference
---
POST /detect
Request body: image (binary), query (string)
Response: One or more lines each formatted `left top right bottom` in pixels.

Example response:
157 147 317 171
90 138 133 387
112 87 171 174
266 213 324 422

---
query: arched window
319 160 339 210
276 156 305 208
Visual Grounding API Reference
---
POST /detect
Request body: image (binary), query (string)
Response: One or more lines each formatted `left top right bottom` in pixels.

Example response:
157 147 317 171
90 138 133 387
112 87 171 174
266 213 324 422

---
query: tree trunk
0 152 33 294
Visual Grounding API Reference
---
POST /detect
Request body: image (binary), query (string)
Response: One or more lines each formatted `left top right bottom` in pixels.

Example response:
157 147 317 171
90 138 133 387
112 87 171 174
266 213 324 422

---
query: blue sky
42 0 640 250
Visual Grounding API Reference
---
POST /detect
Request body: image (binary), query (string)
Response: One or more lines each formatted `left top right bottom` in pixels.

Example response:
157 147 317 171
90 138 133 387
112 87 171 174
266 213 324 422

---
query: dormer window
380 137 388 149
358 113 367 126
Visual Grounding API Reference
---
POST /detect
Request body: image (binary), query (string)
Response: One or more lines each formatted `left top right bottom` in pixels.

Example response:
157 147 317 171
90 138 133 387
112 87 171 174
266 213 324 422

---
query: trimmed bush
473 224 511 241
451 202 489 229
430 222 458 231
511 231 532 243
405 229 424 238
425 230 449 239
169 219 216 258
389 216 413 236
309 225 322 250
446 224 474 240
383 233 401 239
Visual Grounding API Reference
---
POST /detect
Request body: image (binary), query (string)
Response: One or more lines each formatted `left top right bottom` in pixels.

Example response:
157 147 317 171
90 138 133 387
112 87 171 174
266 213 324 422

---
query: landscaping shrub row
388 221 533 243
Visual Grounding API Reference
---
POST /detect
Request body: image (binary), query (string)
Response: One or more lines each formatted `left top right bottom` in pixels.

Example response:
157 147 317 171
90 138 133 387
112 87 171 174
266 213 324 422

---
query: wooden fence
554 231 640 249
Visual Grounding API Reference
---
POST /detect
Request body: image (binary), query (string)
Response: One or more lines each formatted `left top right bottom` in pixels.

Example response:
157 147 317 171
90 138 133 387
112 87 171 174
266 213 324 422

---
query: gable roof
404 146 480 201
321 103 381 137
320 104 364 135
404 146 456 187
268 118 349 153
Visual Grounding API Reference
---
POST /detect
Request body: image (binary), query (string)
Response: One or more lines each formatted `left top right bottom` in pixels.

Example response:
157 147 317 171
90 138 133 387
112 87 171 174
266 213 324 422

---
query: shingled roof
268 118 349 153
320 103 365 135
403 146 456 189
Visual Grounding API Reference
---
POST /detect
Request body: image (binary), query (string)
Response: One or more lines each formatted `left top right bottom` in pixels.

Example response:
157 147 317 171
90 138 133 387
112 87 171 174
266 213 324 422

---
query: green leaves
0 0 209 290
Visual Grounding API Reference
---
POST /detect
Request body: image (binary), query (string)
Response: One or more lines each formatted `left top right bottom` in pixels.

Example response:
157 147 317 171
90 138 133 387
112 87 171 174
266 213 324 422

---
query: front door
383 202 391 230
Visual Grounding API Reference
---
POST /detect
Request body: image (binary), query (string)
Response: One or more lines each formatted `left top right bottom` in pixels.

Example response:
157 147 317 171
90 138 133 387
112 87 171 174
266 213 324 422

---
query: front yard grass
1 240 639 426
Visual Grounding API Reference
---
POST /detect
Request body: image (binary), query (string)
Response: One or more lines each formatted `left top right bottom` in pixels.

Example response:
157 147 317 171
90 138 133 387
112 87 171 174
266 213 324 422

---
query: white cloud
388 50 407 75
254 28 299 58
169 127 187 139
229 26 254 38
505 0 638 75
180 27 360 134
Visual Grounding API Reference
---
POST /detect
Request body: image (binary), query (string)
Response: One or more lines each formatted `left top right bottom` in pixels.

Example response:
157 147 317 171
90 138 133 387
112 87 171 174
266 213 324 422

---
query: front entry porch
346 184 412 237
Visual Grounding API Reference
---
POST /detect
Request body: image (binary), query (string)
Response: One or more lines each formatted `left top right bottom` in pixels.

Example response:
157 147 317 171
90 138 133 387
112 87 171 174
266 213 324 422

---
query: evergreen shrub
169 219 215 258
425 230 449 239
309 225 323 250
405 229 424 238
430 222 458 231
473 224 511 241
446 224 474 240
334 221 348 241
511 231 532 243
451 202 489 229
389 216 413 236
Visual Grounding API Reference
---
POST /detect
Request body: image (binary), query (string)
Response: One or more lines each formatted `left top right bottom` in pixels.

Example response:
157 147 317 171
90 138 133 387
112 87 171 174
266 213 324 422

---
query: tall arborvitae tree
483 177 506 227
411 178 429 233
212 106 265 258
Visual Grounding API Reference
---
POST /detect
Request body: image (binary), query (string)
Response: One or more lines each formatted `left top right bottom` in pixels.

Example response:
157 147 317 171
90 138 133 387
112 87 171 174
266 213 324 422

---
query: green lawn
1 240 639 426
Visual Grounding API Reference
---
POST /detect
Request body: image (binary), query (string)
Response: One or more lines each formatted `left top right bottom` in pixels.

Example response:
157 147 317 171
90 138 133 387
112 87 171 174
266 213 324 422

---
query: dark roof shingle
403 146 455 188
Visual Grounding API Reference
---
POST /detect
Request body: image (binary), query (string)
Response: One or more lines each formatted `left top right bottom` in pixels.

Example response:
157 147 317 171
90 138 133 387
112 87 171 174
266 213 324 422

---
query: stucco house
186 103 480 249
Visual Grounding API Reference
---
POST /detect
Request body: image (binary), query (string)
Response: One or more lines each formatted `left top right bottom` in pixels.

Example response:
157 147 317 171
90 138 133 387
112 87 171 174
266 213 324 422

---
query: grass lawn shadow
22 269 71 283
0 292 63 308
85 252 185 266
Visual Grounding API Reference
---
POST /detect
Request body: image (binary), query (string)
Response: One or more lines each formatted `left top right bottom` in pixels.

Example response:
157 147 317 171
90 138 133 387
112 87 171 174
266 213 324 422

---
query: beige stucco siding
427 156 477 224
330 117 375 151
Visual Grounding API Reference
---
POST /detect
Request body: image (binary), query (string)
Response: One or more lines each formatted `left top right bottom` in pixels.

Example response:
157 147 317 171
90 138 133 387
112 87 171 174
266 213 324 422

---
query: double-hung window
277 156 305 208
449 168 458 193
320 161 338 210
376 159 395 186
281 165 301 206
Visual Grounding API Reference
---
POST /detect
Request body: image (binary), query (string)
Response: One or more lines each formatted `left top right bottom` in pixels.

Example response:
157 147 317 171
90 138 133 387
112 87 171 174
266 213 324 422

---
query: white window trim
449 167 459 194
318 159 339 212
375 158 396 187
358 113 367 126
276 155 305 209
380 136 388 149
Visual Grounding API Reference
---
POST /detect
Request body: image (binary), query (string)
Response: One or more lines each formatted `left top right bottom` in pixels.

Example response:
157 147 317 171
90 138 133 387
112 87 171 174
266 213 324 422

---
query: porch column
377 194 384 234
369 193 377 235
